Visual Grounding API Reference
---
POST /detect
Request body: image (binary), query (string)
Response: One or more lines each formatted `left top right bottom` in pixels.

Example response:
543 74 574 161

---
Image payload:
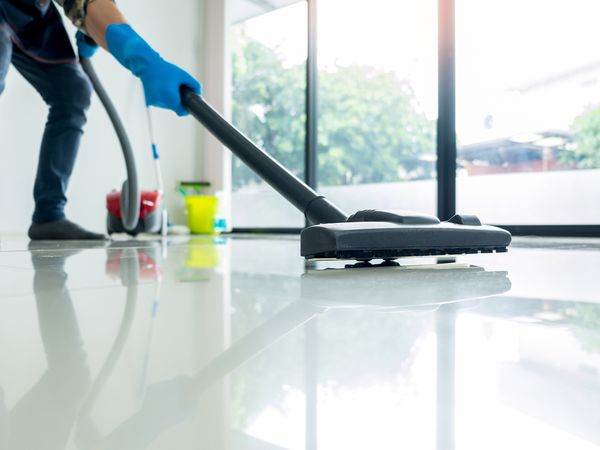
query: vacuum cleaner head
301 210 511 261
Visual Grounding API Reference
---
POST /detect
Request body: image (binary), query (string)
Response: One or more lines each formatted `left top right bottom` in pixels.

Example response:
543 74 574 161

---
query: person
0 0 201 240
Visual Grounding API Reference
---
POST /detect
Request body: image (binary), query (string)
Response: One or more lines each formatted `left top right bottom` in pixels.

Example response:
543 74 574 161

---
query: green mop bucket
185 195 219 234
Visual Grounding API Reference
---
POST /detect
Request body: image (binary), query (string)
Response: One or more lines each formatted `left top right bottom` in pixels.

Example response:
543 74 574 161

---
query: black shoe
28 219 108 241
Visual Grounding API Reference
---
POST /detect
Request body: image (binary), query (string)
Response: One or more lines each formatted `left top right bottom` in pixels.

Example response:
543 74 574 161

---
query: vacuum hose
80 58 140 231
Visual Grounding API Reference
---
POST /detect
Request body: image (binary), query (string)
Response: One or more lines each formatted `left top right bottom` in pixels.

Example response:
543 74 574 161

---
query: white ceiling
230 0 303 24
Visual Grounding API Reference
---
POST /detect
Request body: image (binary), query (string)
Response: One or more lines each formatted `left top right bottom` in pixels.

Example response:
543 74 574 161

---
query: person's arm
59 0 201 116
84 0 126 49
54 0 125 47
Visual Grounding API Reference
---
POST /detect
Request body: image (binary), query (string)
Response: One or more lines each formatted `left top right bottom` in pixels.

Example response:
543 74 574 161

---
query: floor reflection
6 247 91 450
1 237 600 449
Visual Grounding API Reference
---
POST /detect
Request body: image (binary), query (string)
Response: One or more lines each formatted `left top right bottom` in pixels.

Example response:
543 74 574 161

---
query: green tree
232 34 306 189
232 32 436 189
318 66 435 185
567 107 600 169
564 303 600 354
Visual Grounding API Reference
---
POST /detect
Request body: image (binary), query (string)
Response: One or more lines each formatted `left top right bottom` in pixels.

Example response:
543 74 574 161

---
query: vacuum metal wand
146 108 169 237
180 87 348 225
146 108 164 195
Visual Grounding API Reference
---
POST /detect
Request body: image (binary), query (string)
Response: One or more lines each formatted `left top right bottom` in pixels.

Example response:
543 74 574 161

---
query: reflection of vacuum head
300 263 512 311
192 264 511 391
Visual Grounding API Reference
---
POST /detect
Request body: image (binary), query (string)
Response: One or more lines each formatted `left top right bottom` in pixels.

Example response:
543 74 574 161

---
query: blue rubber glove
76 31 99 59
105 24 201 116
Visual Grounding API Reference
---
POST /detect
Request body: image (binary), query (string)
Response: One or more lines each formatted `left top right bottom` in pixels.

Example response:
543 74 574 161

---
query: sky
237 0 600 144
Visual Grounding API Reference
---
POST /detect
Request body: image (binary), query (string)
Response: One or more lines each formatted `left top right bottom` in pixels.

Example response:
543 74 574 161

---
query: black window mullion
437 0 457 221
305 0 318 191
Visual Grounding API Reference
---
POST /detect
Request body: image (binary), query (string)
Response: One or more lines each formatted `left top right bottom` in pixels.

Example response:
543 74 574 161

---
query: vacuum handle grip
180 87 347 224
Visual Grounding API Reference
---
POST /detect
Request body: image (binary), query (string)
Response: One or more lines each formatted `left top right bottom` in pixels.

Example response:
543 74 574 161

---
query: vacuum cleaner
79 58 167 237
179 87 512 262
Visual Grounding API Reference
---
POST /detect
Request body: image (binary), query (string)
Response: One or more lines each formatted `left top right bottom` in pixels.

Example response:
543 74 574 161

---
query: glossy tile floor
1 234 600 450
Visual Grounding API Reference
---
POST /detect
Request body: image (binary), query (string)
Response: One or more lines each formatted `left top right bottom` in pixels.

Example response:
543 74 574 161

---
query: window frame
231 0 600 237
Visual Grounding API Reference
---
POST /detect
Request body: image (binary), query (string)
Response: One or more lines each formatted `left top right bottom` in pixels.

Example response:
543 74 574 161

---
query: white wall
199 0 233 230
0 0 203 233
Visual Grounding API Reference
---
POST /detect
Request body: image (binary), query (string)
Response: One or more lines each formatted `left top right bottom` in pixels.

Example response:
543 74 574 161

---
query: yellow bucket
185 195 219 234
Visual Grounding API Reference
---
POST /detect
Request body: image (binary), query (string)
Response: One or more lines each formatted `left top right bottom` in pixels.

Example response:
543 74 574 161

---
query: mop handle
146 108 165 194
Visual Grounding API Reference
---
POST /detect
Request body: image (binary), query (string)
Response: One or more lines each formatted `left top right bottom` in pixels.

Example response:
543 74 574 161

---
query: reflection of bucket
185 237 219 268
185 196 219 234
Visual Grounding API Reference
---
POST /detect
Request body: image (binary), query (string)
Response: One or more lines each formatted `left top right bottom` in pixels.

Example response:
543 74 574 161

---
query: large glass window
231 2 307 228
317 0 438 217
456 0 600 224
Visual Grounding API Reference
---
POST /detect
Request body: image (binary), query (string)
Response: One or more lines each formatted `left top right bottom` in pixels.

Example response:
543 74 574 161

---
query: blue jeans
0 26 91 224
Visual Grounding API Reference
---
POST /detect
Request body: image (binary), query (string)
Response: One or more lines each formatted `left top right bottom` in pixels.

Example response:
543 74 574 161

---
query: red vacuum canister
106 190 164 236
